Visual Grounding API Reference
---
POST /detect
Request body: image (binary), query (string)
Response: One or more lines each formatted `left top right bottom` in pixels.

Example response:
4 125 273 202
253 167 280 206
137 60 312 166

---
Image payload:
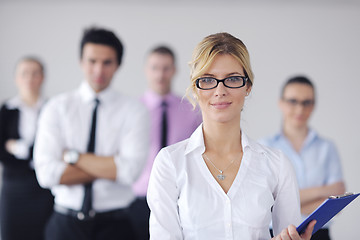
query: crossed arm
300 181 346 215
60 153 116 185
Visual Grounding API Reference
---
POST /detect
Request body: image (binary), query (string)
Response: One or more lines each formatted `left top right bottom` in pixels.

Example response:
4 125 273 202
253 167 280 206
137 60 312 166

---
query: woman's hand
272 220 316 240
5 139 17 154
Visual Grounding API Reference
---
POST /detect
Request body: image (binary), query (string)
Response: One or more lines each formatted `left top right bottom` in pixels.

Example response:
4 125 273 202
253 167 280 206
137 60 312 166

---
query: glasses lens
197 78 217 89
302 100 314 107
284 98 314 107
224 76 245 88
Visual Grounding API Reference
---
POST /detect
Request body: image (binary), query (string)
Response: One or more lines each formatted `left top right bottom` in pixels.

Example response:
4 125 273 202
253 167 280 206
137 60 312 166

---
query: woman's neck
20 92 40 107
203 120 242 155
282 122 309 152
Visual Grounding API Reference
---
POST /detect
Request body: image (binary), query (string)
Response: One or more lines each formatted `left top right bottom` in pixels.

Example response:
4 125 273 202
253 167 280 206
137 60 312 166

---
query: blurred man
34 27 149 240
131 46 202 240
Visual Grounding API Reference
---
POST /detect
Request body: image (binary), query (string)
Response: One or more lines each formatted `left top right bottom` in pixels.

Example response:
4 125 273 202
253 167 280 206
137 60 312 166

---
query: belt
54 204 96 220
54 204 128 221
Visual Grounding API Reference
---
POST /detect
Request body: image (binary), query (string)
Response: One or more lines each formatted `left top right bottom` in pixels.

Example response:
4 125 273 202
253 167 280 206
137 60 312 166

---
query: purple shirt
133 90 202 196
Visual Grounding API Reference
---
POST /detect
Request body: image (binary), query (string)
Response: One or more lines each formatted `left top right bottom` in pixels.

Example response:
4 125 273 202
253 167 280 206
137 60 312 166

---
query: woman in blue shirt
260 76 345 240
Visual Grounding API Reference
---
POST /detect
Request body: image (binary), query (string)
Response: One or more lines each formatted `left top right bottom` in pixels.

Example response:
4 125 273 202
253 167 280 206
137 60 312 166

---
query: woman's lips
211 102 231 109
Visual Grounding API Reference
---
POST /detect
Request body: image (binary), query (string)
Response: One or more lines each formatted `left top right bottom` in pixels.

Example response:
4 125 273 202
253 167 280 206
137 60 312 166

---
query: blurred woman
147 33 315 240
260 76 345 240
0 57 54 240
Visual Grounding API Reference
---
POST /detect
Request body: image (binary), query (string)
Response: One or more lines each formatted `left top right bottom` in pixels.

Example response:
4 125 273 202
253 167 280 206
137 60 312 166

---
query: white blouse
6 96 44 161
147 125 301 240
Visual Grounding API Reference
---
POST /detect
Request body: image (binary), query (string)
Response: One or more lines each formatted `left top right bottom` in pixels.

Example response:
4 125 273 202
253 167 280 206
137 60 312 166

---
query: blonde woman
0 57 53 240
147 33 315 240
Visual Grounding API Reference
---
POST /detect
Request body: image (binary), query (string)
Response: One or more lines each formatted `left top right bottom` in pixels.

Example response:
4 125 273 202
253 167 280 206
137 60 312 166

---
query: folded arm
61 153 116 184
300 181 345 215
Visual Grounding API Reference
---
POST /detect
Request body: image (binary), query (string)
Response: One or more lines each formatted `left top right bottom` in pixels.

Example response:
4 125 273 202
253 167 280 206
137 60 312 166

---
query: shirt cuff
12 139 30 160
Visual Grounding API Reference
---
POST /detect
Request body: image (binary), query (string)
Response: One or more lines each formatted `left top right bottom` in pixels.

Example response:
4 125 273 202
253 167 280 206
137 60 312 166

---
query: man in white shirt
34 27 149 240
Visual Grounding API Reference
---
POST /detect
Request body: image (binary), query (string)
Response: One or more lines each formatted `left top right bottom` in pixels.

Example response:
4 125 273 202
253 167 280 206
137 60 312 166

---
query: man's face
81 43 119 93
145 53 175 96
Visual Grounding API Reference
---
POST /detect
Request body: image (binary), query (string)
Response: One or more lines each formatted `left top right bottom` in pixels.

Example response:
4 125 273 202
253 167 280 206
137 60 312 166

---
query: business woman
260 76 345 240
0 57 53 240
147 33 315 240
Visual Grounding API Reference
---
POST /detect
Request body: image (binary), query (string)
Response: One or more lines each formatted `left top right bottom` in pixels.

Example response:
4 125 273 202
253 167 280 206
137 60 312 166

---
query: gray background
0 0 359 238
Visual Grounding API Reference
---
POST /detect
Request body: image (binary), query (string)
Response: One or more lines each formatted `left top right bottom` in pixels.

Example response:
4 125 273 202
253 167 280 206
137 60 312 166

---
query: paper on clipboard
296 192 360 235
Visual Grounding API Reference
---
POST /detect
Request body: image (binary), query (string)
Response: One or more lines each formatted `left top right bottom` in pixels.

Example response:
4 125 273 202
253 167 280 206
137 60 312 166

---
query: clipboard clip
329 192 355 199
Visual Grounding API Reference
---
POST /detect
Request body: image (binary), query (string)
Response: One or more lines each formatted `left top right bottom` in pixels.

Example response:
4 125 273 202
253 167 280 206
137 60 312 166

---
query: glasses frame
282 98 315 108
195 76 248 90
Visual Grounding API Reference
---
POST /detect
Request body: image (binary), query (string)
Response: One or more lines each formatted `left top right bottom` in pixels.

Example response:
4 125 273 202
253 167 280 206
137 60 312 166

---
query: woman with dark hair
260 76 345 240
0 57 53 240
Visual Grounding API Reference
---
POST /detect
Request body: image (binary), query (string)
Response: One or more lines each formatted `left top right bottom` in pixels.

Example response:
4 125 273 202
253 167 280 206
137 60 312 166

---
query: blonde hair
186 32 254 107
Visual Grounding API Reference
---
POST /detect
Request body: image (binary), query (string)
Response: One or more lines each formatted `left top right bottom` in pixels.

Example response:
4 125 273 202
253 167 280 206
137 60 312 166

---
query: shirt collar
143 90 177 109
277 128 318 148
78 80 114 104
303 128 318 147
184 124 261 155
6 95 45 110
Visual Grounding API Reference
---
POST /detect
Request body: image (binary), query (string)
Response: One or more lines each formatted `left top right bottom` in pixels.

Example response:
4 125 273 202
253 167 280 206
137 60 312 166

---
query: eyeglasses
283 98 315 108
196 76 248 90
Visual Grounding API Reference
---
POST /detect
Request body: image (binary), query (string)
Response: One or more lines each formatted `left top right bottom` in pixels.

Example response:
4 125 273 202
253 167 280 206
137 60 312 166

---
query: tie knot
161 100 167 108
94 98 100 106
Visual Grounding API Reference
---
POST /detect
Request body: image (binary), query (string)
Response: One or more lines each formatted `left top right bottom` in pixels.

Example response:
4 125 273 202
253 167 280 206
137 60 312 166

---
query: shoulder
248 136 291 170
155 138 190 169
0 102 10 113
250 137 283 161
45 90 78 107
257 133 281 147
308 130 337 150
112 92 148 116
166 138 189 155
40 90 80 119
0 98 20 117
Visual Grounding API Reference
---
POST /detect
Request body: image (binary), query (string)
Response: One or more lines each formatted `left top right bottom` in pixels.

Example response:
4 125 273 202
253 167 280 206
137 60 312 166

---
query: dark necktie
81 98 99 216
161 100 168 149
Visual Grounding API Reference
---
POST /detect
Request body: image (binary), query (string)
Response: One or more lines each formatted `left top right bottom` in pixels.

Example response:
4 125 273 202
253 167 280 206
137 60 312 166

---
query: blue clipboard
297 192 360 235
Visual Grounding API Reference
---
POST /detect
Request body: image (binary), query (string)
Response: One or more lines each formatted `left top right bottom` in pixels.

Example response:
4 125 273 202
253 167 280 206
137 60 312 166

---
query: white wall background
1 1 359 239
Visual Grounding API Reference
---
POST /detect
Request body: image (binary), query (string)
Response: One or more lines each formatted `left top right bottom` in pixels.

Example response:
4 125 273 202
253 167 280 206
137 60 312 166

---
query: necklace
203 153 236 181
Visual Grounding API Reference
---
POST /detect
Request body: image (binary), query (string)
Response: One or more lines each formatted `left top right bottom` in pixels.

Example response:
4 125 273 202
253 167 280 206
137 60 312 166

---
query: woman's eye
227 76 241 82
201 78 215 84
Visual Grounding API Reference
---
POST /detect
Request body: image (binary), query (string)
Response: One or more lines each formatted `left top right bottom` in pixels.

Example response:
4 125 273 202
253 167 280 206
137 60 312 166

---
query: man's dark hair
80 27 124 66
149 45 175 64
281 75 315 98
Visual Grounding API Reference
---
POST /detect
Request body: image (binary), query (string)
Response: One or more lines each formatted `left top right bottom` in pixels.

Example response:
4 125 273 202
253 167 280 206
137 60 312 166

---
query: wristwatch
64 150 80 165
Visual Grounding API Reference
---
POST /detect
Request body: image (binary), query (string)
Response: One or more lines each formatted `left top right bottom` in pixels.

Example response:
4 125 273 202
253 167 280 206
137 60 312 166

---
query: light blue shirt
259 129 343 190
259 129 344 226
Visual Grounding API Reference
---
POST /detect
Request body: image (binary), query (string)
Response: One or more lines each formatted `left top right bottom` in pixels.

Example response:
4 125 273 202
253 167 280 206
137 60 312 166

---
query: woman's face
15 60 44 96
196 54 250 124
279 83 315 129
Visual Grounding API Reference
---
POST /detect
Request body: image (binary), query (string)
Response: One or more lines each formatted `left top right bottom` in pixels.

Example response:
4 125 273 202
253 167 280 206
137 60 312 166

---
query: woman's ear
246 85 252 96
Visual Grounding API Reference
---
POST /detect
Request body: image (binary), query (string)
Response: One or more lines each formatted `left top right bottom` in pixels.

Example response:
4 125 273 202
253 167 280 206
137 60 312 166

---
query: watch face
66 150 79 164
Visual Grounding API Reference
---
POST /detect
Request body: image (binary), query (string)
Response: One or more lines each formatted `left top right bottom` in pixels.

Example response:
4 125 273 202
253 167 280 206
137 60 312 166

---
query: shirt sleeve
325 141 344 185
272 152 301 235
114 101 150 185
33 99 67 188
147 149 183 240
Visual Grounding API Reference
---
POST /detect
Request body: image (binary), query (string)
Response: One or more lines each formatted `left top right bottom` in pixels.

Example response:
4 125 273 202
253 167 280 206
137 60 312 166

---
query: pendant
217 174 225 180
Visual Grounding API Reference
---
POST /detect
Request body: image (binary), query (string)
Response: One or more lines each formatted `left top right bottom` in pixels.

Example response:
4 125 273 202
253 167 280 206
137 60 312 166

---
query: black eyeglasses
283 98 315 108
196 76 248 90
